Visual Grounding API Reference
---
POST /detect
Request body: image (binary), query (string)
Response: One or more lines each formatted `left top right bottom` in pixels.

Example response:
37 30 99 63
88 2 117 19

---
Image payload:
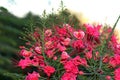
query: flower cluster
17 23 120 80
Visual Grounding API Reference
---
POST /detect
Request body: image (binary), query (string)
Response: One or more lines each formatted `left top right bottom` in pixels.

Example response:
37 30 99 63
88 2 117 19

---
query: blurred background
0 0 119 80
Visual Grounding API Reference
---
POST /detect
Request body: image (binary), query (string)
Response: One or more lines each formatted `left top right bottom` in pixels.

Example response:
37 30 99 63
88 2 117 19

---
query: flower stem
107 15 120 43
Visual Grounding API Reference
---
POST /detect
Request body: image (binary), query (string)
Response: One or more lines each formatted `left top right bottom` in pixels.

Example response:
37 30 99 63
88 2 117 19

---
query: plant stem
107 15 120 43
47 77 50 80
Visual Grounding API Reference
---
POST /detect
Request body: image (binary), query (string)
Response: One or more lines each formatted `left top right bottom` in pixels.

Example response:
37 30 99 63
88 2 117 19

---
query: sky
0 0 120 27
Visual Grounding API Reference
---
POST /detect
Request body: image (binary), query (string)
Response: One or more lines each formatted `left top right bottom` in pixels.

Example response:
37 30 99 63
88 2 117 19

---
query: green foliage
0 7 43 80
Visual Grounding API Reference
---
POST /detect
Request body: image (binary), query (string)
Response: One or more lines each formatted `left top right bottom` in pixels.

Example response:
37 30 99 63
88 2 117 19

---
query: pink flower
109 54 120 67
18 58 31 69
53 56 57 60
60 51 70 64
61 72 77 80
80 58 88 67
34 55 46 67
102 55 109 63
20 49 32 57
56 26 67 37
31 55 44 66
63 24 71 28
109 57 117 68
94 51 100 60
19 46 25 49
85 51 92 59
45 50 55 58
73 30 85 39
114 44 120 54
33 31 40 39
64 60 79 74
105 75 111 80
79 71 84 75
72 56 81 66
43 66 55 77
57 43 66 52
114 54 120 65
45 41 52 49
61 38 71 46
111 35 118 45
63 24 74 33
72 40 84 51
34 46 41 54
84 23 100 44
45 29 52 37
25 71 40 80
72 56 88 67
114 68 120 80
84 24 100 37
94 24 102 31
61 51 70 60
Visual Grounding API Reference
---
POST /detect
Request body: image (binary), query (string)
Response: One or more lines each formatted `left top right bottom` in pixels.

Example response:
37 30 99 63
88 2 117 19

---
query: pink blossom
25 71 40 80
63 24 74 33
34 46 41 54
102 55 109 63
114 68 120 80
45 41 52 49
33 32 40 39
45 50 55 58
45 29 52 37
18 58 31 69
72 40 84 51
115 44 120 54
61 38 71 46
43 66 55 77
94 51 100 60
60 52 70 64
72 56 81 66
26 42 31 45
61 72 77 80
105 75 111 80
94 24 102 31
20 49 32 57
111 35 118 45
84 24 100 37
109 57 117 68
63 24 71 28
64 60 79 74
73 30 85 39
57 43 66 52
84 23 100 44
114 54 120 65
79 71 84 75
53 56 57 60
85 51 92 59
31 55 44 66
61 51 70 60
109 54 120 67
72 56 88 67
79 58 88 67
19 46 25 49
55 26 67 37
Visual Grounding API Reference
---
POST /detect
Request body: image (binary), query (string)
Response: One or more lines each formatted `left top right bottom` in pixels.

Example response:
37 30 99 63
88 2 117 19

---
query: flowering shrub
17 21 120 80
